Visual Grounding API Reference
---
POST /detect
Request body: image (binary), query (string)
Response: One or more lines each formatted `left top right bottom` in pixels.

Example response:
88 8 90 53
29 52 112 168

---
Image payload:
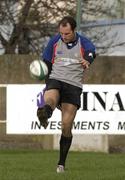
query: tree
80 0 125 55
0 0 125 55
0 0 76 54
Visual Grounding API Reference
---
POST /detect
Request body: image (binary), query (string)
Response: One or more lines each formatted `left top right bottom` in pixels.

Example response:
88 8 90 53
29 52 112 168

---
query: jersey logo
57 50 63 55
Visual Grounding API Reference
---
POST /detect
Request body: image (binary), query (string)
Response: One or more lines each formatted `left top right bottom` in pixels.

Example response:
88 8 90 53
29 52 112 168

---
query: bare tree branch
0 0 124 55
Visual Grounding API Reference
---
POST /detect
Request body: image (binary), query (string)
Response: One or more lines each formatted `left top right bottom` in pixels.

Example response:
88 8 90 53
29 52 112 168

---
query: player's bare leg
57 103 77 173
37 89 59 128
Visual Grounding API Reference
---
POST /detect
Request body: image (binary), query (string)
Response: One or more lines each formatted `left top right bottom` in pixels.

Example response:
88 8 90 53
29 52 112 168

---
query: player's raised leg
37 89 60 128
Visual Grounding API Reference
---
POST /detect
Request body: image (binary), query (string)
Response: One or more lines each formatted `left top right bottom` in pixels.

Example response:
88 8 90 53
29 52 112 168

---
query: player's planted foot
37 107 48 129
56 165 65 173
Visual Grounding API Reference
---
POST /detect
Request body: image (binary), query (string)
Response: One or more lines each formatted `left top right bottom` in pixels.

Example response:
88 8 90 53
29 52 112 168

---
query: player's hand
80 59 90 69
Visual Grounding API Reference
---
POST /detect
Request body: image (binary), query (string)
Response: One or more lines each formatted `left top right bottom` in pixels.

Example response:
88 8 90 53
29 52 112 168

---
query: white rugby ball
29 60 48 80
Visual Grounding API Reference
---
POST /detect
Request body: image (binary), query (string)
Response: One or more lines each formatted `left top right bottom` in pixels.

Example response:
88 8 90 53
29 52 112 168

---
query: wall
0 55 52 150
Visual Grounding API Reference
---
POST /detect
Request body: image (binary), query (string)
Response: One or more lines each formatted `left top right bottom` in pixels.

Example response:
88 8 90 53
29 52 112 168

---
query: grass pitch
0 149 125 180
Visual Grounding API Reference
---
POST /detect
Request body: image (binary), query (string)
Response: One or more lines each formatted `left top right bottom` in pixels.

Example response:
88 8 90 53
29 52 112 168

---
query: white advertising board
6 84 125 134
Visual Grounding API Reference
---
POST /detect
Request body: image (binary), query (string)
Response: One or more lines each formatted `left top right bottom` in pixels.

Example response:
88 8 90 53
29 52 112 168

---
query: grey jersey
49 38 84 88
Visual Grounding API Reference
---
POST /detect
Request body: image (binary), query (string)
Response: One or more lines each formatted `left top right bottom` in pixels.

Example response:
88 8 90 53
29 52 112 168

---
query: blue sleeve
80 34 96 63
42 34 60 63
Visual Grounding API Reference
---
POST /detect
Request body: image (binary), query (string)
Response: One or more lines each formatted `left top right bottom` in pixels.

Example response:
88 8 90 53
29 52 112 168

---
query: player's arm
43 60 52 83
80 35 96 69
42 40 54 83
80 50 96 69
42 38 53 76
41 34 60 83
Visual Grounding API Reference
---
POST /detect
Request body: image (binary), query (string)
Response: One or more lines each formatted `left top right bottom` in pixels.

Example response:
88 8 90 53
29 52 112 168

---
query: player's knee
62 127 72 137
44 89 59 109
44 98 56 110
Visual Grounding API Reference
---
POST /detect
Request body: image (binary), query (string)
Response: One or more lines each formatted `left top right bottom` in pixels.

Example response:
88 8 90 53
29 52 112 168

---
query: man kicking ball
37 16 96 173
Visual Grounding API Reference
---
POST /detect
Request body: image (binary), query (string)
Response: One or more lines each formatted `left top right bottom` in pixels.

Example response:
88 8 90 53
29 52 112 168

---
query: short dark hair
58 16 77 31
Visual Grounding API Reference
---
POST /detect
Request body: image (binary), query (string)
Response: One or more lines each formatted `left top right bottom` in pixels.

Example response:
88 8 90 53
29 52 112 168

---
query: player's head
58 16 77 43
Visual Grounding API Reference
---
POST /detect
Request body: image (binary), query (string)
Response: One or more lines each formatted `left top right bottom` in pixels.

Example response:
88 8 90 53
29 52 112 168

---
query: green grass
0 150 125 180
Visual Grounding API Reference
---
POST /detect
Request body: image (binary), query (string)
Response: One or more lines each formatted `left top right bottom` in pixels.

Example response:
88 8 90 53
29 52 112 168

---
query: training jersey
42 32 96 88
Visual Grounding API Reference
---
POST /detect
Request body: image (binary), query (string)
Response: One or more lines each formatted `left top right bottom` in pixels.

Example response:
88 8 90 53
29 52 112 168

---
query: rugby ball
29 60 48 80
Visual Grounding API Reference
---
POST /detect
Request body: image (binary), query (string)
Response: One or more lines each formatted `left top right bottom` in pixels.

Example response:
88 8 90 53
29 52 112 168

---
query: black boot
37 104 53 128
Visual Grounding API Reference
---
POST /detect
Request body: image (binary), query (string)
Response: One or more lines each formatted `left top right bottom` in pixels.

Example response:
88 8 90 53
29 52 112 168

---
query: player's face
59 23 75 43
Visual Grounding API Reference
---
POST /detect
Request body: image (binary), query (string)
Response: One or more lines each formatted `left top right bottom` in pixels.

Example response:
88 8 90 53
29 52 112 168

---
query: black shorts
46 79 82 109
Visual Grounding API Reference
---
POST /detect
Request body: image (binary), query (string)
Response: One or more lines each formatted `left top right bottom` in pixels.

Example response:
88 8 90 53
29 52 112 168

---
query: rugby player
37 16 96 173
